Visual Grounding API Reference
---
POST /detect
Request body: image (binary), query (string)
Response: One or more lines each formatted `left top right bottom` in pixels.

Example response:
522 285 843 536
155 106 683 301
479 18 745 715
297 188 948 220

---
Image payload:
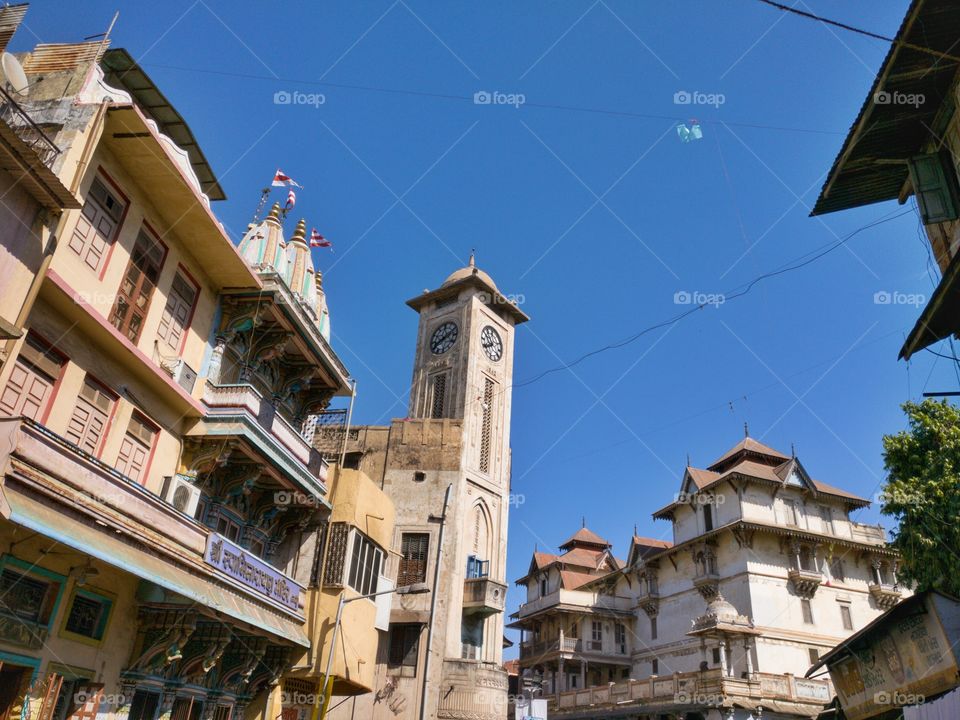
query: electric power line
513 208 915 388
141 62 842 137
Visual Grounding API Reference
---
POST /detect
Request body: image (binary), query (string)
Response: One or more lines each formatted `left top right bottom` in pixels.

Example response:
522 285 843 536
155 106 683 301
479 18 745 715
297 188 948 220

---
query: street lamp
313 582 431 720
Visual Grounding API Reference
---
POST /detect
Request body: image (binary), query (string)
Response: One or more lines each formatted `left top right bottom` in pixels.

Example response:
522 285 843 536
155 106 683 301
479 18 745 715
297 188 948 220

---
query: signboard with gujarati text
204 532 304 616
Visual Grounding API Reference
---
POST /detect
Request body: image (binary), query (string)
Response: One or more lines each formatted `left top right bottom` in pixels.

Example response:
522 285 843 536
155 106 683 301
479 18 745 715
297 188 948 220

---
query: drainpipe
419 483 452 720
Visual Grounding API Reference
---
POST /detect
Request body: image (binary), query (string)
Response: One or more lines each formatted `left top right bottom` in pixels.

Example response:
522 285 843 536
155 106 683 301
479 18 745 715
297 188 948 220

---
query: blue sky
18 1 953 647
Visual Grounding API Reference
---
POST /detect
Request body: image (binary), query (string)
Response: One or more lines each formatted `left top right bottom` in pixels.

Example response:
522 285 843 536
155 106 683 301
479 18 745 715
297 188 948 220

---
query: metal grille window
0 568 58 624
348 531 382 596
323 522 349 587
388 624 421 677
397 533 429 586
430 373 446 419
479 377 494 473
64 591 111 640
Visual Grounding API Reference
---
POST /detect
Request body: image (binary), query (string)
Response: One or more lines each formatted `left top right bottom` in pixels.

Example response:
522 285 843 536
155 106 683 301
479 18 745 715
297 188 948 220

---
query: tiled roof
708 437 789 470
686 466 721 488
559 570 600 590
532 552 558 569
560 548 608 569
812 479 870 504
560 527 611 549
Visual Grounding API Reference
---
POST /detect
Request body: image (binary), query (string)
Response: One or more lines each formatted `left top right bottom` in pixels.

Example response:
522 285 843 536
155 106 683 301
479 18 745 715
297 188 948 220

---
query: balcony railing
868 582 902 609
788 567 823 598
202 382 327 485
520 637 627 659
548 669 833 714
463 576 506 617
0 85 60 167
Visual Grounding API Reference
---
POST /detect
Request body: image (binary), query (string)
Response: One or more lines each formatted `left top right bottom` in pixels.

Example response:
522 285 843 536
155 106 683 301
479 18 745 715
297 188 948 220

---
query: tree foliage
881 399 960 596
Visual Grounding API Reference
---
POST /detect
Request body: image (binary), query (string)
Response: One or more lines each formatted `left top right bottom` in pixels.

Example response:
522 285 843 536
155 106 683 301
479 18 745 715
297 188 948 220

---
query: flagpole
252 186 271 222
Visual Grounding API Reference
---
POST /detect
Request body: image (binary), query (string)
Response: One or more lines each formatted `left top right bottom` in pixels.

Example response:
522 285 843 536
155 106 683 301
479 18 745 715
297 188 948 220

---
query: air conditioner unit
162 474 201 517
172 361 197 393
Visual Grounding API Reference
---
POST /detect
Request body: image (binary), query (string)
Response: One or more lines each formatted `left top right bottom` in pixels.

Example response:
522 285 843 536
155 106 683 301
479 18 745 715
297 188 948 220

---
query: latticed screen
398 533 429 586
323 522 349 587
309 408 349 460
430 373 446 419
479 378 495 473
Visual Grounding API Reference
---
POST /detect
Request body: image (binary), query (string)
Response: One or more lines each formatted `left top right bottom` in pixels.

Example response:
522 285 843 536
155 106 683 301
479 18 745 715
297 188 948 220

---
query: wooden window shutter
909 151 960 224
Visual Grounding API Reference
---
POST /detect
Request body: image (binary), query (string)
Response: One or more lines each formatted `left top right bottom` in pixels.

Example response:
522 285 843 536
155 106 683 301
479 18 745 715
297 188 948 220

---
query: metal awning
6 488 309 647
900 249 960 359
812 0 960 216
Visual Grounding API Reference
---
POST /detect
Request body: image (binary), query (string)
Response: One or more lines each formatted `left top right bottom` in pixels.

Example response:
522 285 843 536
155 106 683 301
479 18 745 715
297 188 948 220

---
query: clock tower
331 254 527 720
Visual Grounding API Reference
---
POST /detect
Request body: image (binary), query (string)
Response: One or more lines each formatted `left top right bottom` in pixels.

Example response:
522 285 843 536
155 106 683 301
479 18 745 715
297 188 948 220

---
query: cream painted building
0 7 394 720
514 436 905 720
324 257 528 720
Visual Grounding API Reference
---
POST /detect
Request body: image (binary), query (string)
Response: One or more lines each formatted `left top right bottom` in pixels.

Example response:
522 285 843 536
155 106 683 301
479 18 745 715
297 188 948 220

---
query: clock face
430 322 458 354
481 326 503 361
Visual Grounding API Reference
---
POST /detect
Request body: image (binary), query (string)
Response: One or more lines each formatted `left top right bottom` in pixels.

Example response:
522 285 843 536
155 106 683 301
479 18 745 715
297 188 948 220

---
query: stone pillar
558 658 564 695
871 557 882 584
744 637 755 677
580 660 585 689
718 640 728 676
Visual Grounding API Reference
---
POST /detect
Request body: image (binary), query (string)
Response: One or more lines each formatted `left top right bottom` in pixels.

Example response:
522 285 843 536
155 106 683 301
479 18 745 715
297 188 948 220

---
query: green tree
881 399 960 596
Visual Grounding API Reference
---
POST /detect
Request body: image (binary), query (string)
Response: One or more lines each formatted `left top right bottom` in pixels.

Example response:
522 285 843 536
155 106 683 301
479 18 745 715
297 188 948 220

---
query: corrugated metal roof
812 0 960 216
101 47 226 201
0 4 28 54
900 246 960 358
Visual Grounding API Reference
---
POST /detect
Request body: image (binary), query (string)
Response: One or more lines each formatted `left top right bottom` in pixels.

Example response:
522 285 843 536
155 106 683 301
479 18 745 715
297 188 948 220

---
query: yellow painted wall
308 468 395 695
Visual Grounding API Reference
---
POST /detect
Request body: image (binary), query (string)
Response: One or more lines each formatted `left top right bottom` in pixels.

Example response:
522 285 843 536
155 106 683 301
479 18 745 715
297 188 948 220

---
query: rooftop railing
0 85 61 167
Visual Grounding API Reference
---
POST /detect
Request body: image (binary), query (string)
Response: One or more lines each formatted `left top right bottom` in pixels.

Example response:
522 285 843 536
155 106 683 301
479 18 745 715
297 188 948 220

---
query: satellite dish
1 52 29 97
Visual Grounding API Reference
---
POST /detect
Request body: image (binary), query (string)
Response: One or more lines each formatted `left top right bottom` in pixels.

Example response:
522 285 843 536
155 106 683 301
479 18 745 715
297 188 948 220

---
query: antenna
1 52 29 97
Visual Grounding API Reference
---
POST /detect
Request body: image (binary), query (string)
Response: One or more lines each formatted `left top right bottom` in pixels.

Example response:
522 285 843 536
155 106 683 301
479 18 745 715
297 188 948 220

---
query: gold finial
291 218 307 244
267 202 281 219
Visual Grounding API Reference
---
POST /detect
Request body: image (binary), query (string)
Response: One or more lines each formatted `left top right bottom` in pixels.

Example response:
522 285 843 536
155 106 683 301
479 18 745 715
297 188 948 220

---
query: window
216 515 241 543
621 668 629 679
840 604 854 631
479 377 494 473
702 503 713 532
466 555 489 579
348 531 382 596
909 151 960 224
830 558 845 582
430 373 446 418
388 624 421 676
63 589 112 641
651 659 658 675
0 567 60 625
808 648 820 664
69 176 124 273
539 577 548 597
650 616 658 640
114 412 156 483
66 376 115 455
568 674 578 689
128 691 161 720
156 272 197 354
398 533 429 586
591 621 602 641
712 647 721 664
109 227 165 343
786 501 800 526
461 614 484 659
820 505 833 534
0 334 62 420
248 537 265 559
568 620 578 638
615 623 626 654
801 598 814 625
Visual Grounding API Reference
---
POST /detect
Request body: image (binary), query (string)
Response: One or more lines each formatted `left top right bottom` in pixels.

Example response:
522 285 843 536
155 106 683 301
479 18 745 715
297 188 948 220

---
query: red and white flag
272 169 302 188
284 189 296 210
310 228 331 248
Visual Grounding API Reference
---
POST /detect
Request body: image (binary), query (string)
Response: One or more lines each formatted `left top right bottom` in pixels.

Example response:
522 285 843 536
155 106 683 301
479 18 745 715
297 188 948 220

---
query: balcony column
744 637 754 677
207 335 228 384
871 557 882 584
557 658 564 695
580 660 586 689
718 639 728 677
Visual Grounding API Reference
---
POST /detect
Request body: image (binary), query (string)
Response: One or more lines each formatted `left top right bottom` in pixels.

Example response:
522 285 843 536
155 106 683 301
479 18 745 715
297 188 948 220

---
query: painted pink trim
45 269 205 415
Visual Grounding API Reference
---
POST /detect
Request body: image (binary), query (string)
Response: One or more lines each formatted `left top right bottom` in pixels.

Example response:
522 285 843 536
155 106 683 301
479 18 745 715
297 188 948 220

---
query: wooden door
69 178 123 273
